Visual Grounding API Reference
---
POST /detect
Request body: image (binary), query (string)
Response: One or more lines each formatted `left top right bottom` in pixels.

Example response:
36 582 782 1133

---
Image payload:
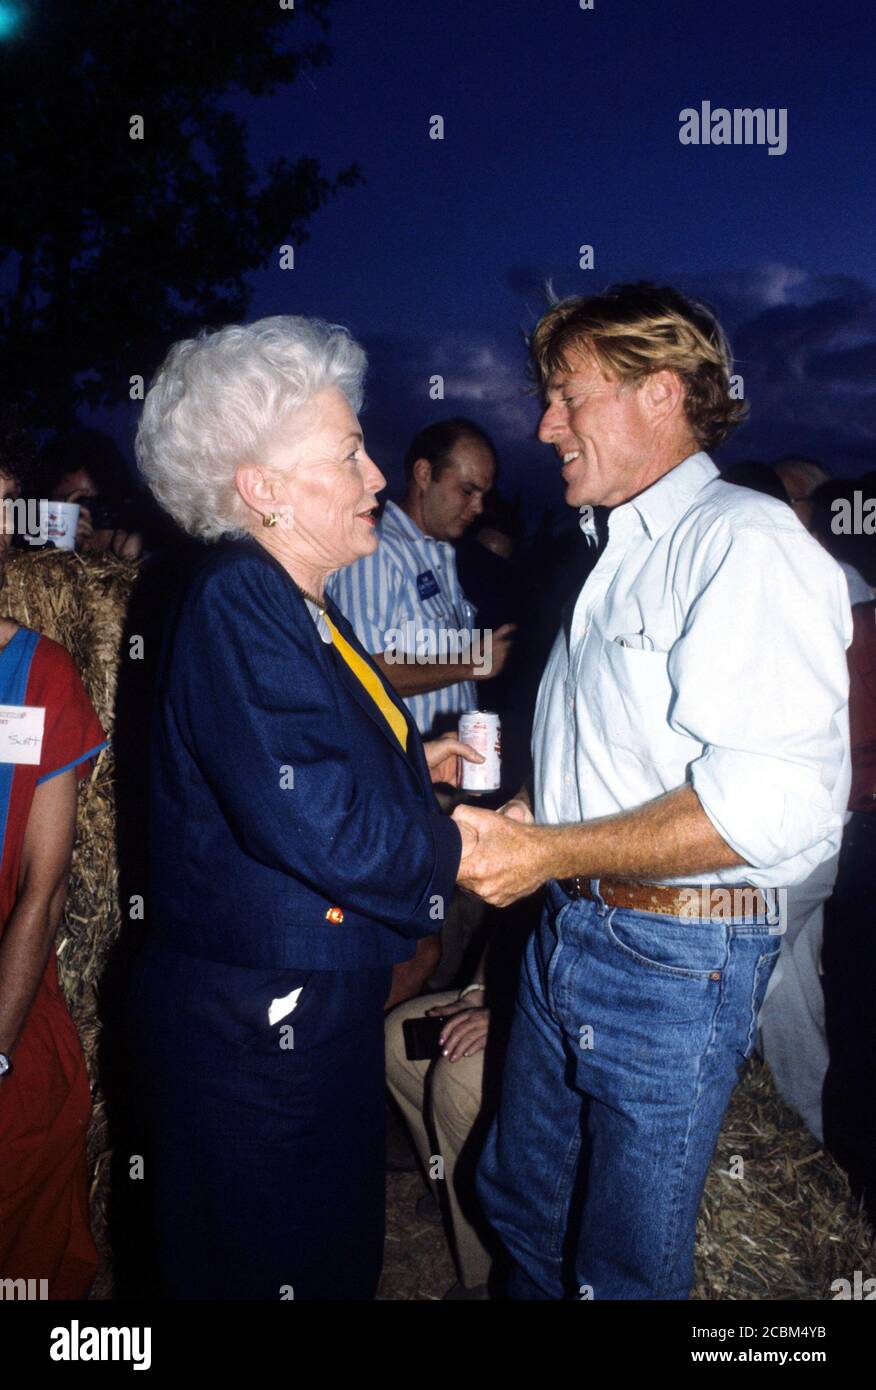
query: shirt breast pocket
403 596 458 630
589 629 698 768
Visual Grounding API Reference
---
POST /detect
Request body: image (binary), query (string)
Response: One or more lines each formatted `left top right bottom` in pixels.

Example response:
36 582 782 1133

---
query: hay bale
3 549 137 1295
3 550 871 1300
693 1056 874 1299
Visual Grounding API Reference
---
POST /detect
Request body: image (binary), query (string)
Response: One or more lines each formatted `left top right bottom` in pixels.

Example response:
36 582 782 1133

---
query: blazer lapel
244 538 425 788
321 598 423 785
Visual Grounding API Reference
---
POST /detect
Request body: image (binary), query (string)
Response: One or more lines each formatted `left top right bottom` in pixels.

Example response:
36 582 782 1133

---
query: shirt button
564 773 572 786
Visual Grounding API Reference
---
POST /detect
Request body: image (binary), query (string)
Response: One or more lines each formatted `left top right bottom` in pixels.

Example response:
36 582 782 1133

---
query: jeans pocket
604 908 727 979
744 946 781 1057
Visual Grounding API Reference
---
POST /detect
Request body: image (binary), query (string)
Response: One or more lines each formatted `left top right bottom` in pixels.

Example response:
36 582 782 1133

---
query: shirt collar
614 452 718 541
382 498 449 550
578 507 599 546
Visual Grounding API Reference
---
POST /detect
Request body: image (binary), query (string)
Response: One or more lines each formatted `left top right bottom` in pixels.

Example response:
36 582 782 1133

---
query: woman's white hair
135 315 367 540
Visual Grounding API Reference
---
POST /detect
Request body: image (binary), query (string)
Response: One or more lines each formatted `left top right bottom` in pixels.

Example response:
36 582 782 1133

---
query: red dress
0 627 107 1298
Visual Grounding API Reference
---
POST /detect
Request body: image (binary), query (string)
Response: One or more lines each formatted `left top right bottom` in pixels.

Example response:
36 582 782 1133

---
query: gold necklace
297 584 327 613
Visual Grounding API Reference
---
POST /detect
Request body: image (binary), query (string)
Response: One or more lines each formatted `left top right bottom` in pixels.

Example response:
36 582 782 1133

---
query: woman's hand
425 989 484 1021
423 732 484 787
431 1006 490 1062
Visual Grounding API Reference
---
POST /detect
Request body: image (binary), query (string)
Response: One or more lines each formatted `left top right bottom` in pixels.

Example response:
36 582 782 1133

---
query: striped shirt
327 500 478 735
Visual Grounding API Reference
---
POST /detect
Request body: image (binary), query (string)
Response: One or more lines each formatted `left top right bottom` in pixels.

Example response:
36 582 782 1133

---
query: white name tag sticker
0 704 45 765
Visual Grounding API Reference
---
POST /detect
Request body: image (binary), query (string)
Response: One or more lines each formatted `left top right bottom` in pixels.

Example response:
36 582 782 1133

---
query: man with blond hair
452 283 851 1300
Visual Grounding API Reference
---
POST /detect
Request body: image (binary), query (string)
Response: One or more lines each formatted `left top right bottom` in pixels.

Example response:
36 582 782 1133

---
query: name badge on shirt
0 704 45 765
416 569 441 601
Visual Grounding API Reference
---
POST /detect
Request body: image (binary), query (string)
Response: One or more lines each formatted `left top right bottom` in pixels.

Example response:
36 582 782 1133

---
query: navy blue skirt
127 940 392 1300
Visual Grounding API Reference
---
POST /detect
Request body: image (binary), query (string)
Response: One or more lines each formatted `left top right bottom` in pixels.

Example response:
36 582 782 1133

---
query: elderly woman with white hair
128 316 477 1301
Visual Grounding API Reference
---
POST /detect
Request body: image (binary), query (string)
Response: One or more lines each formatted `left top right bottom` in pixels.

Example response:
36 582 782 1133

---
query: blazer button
326 906 344 924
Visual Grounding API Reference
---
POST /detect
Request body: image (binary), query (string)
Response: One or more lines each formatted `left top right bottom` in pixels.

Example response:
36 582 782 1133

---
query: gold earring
262 512 279 528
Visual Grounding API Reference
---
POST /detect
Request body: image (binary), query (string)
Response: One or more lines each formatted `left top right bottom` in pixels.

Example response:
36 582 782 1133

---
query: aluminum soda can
458 710 501 793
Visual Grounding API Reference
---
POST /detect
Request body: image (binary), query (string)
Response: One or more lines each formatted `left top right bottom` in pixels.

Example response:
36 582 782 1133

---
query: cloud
359 263 876 512
681 266 876 473
360 328 546 498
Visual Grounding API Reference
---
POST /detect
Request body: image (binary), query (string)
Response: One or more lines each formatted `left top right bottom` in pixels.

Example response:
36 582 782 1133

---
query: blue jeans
477 881 780 1300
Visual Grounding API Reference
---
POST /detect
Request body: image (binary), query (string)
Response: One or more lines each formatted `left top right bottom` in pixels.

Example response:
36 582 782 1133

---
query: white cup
43 501 80 551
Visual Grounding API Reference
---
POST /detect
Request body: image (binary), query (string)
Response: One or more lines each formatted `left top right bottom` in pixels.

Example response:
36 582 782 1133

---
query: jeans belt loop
590 877 608 915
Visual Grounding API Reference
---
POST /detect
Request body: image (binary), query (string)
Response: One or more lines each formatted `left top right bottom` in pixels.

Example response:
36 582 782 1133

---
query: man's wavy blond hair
530 282 747 451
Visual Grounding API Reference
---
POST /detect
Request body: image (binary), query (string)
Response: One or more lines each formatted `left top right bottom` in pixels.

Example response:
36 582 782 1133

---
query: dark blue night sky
105 0 876 517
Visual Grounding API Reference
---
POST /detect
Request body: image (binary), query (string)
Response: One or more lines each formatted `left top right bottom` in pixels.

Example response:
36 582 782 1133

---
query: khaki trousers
385 991 492 1289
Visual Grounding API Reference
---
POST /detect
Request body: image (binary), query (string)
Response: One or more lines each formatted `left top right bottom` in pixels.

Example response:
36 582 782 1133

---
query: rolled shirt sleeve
669 522 852 881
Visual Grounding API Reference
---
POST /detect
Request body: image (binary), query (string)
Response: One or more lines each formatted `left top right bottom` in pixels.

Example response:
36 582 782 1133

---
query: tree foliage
0 0 360 427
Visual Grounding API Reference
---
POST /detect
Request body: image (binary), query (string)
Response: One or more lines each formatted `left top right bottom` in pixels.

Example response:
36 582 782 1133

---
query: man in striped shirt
328 418 516 735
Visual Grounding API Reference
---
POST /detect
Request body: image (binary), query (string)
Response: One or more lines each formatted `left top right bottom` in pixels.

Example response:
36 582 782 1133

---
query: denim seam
745 948 780 1056
547 1123 583 1268
545 905 569 1012
656 934 729 1295
543 909 584 1272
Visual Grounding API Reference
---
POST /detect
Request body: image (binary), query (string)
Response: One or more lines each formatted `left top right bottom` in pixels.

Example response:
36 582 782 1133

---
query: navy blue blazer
148 536 462 970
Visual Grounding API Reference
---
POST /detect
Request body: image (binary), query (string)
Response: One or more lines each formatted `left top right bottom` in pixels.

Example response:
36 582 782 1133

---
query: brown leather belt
556 876 770 921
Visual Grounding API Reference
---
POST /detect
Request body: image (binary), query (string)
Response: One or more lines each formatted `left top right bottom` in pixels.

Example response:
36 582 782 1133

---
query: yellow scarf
323 613 409 753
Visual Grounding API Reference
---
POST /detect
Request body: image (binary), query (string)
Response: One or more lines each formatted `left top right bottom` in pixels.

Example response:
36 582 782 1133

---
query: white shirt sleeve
668 522 852 880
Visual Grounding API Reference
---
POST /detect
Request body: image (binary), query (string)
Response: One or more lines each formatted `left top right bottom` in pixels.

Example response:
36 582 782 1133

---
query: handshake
422 734 551 906
451 796 545 908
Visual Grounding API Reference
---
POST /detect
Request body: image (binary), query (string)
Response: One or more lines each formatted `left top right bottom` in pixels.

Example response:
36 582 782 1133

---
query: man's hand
473 623 516 681
455 810 479 866
455 785 747 904
111 528 144 561
74 506 94 551
498 797 534 824
423 732 483 787
452 803 548 906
